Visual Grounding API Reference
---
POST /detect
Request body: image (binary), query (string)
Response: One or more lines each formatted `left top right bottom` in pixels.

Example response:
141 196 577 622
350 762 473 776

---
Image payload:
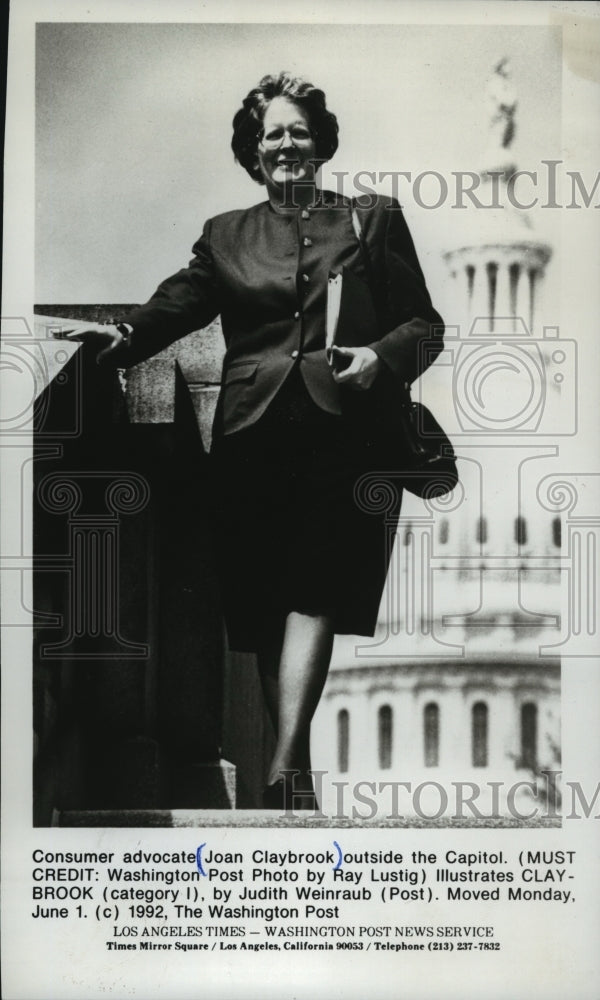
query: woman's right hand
57 322 127 364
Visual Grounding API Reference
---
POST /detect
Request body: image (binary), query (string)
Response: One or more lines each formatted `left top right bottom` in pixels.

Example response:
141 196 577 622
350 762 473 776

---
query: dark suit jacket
116 191 444 437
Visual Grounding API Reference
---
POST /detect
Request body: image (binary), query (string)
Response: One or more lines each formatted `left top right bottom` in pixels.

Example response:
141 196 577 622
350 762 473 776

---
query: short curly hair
231 72 339 184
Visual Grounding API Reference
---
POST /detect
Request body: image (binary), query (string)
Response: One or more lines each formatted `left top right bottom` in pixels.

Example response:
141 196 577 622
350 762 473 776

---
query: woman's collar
266 188 347 214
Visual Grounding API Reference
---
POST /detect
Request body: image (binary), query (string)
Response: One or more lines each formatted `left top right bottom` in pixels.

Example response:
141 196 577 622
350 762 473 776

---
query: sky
35 21 562 306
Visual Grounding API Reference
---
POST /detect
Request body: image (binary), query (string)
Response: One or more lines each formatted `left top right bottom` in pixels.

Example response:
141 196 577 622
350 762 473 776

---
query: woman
67 72 444 811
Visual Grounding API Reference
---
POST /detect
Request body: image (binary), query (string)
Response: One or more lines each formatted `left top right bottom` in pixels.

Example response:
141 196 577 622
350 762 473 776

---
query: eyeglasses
258 125 314 149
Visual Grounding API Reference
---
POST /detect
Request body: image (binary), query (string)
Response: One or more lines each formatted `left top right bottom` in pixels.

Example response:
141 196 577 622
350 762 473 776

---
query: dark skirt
210 367 402 653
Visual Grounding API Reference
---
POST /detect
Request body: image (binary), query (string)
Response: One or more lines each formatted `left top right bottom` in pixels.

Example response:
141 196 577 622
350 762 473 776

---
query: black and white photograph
2 1 599 997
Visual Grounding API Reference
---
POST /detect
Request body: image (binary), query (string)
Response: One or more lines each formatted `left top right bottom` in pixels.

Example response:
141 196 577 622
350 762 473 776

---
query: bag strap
350 202 363 244
350 199 411 399
350 198 384 332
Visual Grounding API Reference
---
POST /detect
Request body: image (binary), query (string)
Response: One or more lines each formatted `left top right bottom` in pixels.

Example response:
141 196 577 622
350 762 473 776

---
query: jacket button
301 209 310 220
291 350 299 359
294 311 300 319
301 273 309 282
303 237 312 247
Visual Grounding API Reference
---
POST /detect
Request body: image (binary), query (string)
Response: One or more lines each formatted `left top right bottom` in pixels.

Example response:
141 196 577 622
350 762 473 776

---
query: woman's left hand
331 346 382 390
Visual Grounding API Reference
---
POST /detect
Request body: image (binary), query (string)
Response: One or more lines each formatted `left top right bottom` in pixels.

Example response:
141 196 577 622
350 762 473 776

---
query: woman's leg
259 611 334 795
256 617 286 732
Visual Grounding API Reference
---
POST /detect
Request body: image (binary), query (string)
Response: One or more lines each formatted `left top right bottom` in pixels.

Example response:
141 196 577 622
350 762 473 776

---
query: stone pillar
407 691 424 770
531 268 546 335
471 258 490 327
515 261 530 332
440 684 466 769
351 687 376 775
495 260 511 321
462 263 474 329
488 685 514 769
32 309 238 819
393 680 414 773
31 315 164 819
